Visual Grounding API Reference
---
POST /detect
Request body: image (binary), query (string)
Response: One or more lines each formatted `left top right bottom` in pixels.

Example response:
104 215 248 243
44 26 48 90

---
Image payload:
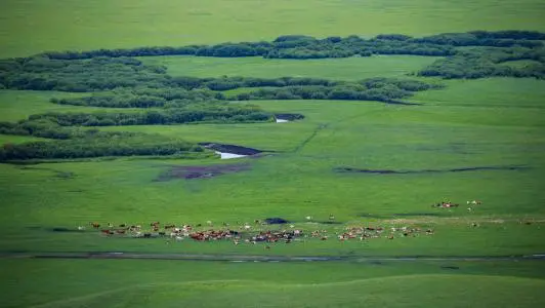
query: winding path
2 252 545 262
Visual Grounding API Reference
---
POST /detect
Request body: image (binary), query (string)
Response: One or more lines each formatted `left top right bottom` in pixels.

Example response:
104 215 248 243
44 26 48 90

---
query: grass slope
30 275 545 308
2 259 545 308
2 0 545 58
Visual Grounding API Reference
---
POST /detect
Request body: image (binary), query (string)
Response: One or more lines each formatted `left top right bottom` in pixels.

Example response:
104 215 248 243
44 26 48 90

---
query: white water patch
215 151 248 159
276 118 289 123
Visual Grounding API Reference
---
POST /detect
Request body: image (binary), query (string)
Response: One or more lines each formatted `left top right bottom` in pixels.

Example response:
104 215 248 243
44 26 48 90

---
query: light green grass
2 0 545 58
410 78 545 108
140 55 439 80
1 79 545 256
37 275 545 308
0 134 49 145
2 259 545 308
0 90 146 123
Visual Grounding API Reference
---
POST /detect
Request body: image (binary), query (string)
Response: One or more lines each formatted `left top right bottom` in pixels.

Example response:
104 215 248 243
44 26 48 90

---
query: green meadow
2 0 545 307
140 55 439 80
2 0 545 58
3 259 545 308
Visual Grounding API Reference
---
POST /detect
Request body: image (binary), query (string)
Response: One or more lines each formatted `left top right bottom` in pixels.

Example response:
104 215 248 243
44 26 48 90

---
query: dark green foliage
233 78 441 103
0 131 199 161
34 30 544 61
27 105 273 127
0 56 168 92
53 88 221 108
419 47 545 79
0 120 75 139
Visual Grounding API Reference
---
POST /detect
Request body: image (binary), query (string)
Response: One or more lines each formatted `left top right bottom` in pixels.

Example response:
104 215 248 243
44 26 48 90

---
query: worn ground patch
156 163 251 181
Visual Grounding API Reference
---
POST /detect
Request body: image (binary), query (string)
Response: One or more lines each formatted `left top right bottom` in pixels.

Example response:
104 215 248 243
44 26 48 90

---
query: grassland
140 55 439 80
1 78 544 257
2 259 545 308
0 90 143 122
2 1 545 307
2 0 545 58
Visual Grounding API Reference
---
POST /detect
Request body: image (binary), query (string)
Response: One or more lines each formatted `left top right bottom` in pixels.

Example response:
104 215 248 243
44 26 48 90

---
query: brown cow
90 222 100 229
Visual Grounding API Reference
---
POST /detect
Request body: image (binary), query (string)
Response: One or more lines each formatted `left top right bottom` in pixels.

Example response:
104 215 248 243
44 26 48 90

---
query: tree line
0 130 204 161
35 30 545 60
28 107 272 127
418 46 545 79
51 78 441 108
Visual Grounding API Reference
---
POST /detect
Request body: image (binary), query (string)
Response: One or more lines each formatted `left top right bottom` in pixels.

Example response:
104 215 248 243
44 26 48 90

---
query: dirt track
2 252 545 262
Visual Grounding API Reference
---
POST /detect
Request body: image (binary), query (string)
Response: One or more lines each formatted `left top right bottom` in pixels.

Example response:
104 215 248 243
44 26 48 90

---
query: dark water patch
156 163 251 181
199 143 269 155
334 165 528 175
441 266 460 270
275 113 305 121
48 227 84 233
264 218 290 225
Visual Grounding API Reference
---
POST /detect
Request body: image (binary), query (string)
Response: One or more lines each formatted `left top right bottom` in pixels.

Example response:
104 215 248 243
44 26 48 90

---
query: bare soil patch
156 163 251 181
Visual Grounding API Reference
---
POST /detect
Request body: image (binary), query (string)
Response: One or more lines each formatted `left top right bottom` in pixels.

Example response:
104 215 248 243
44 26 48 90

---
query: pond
215 151 248 159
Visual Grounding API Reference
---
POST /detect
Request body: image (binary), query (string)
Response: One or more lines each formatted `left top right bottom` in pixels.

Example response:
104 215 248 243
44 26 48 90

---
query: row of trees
28 106 272 127
35 30 545 60
50 78 440 108
0 131 202 161
418 47 545 79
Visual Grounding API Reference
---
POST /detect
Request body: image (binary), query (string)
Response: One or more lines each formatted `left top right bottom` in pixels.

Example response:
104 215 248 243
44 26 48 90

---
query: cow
90 222 100 229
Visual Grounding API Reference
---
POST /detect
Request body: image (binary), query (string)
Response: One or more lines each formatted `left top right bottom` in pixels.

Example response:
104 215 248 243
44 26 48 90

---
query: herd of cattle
77 201 488 246
82 219 436 246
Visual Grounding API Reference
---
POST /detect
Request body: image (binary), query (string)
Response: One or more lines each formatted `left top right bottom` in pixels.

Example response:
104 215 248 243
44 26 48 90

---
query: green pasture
0 134 48 145
0 90 146 123
2 0 545 58
1 78 545 257
1 259 545 308
2 1 545 305
140 55 438 80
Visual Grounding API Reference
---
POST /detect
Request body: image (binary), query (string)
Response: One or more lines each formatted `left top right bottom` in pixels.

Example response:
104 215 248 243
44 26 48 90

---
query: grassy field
140 55 439 80
0 90 148 122
2 259 545 308
2 0 545 58
1 78 544 257
2 0 545 307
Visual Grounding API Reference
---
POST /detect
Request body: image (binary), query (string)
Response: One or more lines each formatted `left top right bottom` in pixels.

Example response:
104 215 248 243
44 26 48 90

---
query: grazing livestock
90 222 100 229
